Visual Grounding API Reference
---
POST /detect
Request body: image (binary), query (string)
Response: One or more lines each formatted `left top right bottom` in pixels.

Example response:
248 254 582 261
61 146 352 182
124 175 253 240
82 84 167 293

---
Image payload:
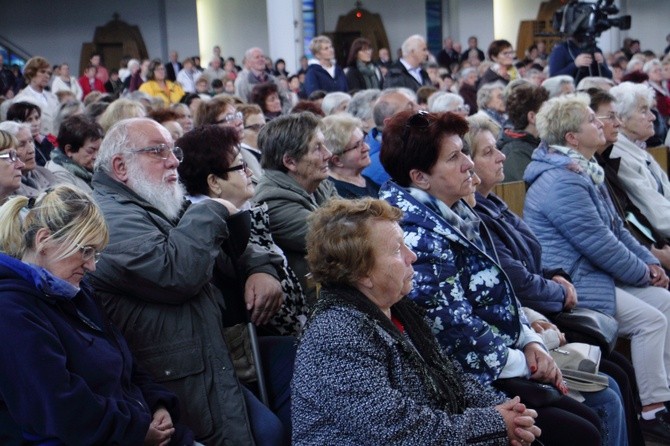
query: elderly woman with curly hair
379 109 604 445
524 93 670 442
293 197 541 446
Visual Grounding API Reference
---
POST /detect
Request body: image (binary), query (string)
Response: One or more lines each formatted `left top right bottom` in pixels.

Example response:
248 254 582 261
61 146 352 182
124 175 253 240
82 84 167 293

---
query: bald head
373 90 418 128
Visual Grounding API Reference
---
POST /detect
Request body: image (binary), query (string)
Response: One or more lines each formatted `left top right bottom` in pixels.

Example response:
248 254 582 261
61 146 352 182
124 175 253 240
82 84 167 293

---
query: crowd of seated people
1 29 670 445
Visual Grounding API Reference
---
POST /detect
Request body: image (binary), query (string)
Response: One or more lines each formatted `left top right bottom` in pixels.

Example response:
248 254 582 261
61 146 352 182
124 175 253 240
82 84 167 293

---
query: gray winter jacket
89 170 280 445
253 169 338 301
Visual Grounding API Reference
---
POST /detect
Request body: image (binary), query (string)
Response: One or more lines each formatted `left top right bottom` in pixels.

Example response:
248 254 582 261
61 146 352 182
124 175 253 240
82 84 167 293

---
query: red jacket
78 75 105 98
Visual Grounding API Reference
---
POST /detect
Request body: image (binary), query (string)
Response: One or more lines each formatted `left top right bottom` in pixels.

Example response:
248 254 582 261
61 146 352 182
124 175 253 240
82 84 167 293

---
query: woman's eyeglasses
127 144 183 162
221 161 249 175
0 149 20 164
77 244 101 263
596 112 620 122
216 112 244 124
402 111 431 149
341 132 369 154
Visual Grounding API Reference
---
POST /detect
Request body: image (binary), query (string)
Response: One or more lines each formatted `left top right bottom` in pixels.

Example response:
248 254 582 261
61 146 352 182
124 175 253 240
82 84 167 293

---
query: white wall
456 0 494 52
0 0 199 72
619 0 670 55
1 0 668 75
196 0 268 65
320 0 427 58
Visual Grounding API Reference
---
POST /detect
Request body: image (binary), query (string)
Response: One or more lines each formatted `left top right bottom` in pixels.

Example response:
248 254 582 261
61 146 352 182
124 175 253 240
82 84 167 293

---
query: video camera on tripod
553 0 631 53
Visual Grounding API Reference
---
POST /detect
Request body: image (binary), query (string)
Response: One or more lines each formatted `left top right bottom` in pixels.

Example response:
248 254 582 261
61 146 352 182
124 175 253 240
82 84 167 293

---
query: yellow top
139 80 185 106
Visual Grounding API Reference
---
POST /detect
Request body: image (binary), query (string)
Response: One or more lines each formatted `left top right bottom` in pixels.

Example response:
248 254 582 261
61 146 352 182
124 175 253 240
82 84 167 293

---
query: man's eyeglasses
77 244 101 263
596 112 620 122
402 111 431 149
127 144 183 162
216 112 244 125
221 161 249 175
0 149 20 164
244 123 265 132
341 131 369 154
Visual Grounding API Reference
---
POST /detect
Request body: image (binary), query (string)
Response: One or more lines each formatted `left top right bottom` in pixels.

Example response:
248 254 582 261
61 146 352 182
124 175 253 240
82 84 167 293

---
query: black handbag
493 378 562 407
551 307 619 355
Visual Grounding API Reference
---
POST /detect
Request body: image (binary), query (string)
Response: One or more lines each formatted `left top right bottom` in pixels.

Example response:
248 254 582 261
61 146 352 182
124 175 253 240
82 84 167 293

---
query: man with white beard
88 118 292 445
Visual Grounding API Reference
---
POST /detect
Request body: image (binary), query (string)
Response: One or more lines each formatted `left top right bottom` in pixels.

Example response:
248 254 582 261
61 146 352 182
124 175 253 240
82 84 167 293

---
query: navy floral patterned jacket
381 181 542 385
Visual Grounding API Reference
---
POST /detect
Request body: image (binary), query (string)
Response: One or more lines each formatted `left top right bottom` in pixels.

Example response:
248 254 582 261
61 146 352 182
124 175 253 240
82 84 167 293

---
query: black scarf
312 284 467 414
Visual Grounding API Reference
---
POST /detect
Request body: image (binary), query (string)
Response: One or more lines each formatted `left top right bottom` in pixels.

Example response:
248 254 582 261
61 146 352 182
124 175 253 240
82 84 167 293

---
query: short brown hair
23 56 51 83
194 96 237 127
380 110 469 187
505 82 549 129
306 198 402 286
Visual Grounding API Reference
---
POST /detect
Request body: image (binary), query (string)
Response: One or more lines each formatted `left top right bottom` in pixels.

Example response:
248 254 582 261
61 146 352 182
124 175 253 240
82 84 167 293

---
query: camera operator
549 35 612 82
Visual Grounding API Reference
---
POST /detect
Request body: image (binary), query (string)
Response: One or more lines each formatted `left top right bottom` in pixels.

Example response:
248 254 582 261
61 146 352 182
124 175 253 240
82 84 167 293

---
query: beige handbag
550 343 608 392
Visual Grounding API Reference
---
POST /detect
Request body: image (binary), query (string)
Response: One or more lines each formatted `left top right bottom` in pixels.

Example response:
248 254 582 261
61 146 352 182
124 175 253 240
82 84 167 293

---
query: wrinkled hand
144 407 174 446
649 264 669 288
575 53 593 67
530 320 567 347
524 343 566 392
552 275 577 310
651 245 670 271
245 272 284 325
496 396 541 446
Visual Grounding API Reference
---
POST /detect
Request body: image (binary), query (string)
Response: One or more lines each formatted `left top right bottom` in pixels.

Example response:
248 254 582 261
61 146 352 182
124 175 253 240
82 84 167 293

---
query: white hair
0 121 30 137
321 92 352 116
401 35 425 58
609 82 655 120
541 75 575 98
428 92 464 113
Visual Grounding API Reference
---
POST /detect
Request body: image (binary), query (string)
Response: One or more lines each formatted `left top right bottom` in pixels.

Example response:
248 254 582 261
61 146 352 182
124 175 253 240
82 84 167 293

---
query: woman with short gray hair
254 112 338 301
609 81 670 240
474 81 507 128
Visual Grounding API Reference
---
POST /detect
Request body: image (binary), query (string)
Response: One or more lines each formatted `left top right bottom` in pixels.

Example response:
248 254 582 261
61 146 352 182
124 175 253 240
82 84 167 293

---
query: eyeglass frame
0 149 20 164
220 160 249 175
77 243 102 263
126 144 184 162
595 112 620 122
341 131 369 154
215 111 244 125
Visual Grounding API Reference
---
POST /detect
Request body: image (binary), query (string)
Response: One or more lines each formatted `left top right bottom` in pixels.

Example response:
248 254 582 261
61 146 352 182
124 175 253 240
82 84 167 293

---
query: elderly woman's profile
291 197 540 446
